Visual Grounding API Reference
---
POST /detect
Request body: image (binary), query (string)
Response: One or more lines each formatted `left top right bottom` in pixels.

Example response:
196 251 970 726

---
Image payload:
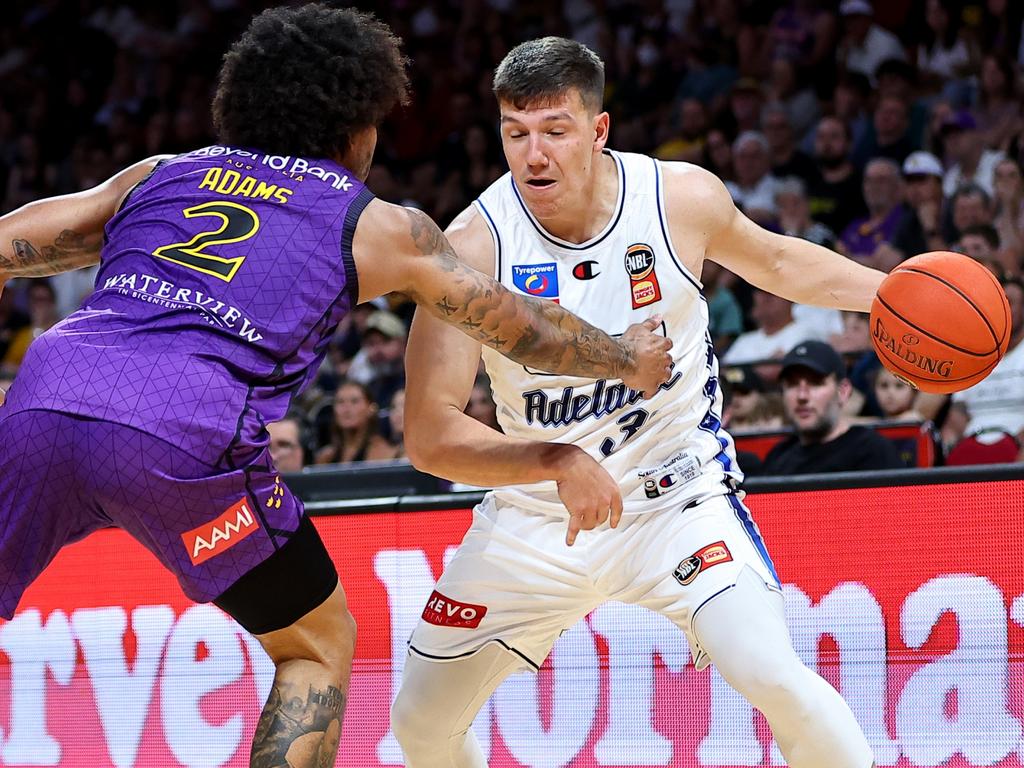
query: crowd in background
0 0 1022 477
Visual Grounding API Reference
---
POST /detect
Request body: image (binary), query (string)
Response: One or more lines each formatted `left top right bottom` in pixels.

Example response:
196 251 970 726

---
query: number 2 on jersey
600 408 649 456
153 201 259 281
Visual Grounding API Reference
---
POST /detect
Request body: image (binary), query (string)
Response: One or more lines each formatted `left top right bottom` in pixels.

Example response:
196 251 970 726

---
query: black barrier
286 462 1024 515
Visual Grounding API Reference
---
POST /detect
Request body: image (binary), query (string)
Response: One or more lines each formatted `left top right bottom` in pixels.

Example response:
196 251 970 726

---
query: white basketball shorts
408 490 781 672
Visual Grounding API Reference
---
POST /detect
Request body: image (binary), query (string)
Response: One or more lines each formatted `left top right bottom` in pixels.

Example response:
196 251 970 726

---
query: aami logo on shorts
182 498 260 566
672 540 733 586
421 590 488 629
512 263 559 302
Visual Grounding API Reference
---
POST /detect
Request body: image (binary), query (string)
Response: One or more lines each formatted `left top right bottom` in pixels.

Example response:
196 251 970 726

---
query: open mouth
526 178 556 188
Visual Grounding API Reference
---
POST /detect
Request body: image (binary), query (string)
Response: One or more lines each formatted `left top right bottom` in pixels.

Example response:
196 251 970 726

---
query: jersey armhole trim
340 186 375 304
653 157 703 292
474 199 502 281
116 158 169 215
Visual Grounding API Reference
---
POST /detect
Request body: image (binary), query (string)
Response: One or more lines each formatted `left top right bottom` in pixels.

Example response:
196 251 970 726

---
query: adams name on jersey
475 150 743 517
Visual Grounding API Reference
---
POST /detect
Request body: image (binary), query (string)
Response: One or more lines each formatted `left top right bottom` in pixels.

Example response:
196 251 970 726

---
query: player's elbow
404 420 444 474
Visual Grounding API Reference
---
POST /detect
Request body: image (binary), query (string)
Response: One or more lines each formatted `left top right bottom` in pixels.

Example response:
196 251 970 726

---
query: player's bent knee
213 514 353 671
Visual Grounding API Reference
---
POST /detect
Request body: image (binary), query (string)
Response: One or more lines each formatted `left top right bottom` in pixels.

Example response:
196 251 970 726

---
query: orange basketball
869 251 1011 394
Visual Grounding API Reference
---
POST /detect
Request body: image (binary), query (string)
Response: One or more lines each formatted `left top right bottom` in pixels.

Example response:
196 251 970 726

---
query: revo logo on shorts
421 590 488 629
182 498 259 566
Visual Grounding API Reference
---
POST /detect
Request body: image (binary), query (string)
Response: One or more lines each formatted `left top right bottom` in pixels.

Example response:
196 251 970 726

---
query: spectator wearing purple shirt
840 158 908 268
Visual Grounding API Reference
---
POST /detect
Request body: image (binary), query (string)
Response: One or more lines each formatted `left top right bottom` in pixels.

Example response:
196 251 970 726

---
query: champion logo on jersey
572 260 600 280
512 263 559 302
624 244 662 309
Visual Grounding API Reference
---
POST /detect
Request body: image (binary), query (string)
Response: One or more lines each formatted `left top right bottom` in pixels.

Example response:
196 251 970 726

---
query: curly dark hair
212 4 409 159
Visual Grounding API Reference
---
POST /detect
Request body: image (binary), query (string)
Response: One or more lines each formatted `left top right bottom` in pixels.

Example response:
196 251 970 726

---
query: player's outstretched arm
662 163 886 312
402 207 623 544
352 199 672 396
0 156 168 288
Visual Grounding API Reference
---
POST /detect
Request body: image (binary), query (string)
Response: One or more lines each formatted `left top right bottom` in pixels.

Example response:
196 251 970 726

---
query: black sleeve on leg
214 514 339 635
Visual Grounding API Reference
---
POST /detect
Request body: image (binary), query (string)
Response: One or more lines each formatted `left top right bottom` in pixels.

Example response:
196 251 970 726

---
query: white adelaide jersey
476 150 742 517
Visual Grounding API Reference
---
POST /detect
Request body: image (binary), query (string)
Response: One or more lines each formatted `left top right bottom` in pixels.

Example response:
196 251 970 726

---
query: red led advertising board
0 478 1021 767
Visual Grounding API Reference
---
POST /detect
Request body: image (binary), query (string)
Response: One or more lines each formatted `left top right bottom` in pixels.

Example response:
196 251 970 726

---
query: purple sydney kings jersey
7 146 372 465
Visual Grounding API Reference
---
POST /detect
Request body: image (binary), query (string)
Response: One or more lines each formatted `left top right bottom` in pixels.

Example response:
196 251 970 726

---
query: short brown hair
493 37 605 113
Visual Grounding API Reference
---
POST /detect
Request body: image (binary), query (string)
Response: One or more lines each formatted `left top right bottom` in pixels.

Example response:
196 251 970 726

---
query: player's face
498 90 609 219
781 369 846 440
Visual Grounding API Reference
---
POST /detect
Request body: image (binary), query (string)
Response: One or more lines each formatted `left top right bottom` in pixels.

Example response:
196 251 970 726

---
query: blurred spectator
763 106 817 182
949 183 995 243
725 131 779 223
0 371 12 408
945 277 1024 462
977 54 1021 153
852 95 914 168
721 288 821 366
764 58 820 140
871 366 924 421
761 0 838 75
775 176 836 247
721 364 784 431
808 115 866 233
840 158 908 267
466 374 500 431
917 0 973 87
2 278 59 369
832 71 873 149
315 380 399 465
702 260 745 352
874 58 929 148
958 224 1006 279
992 157 1024 274
942 111 1006 198
387 388 407 459
346 310 407 409
760 340 906 473
837 0 906 83
655 98 708 162
0 287 28 363
723 78 766 137
899 151 948 254
268 415 308 473
702 128 734 181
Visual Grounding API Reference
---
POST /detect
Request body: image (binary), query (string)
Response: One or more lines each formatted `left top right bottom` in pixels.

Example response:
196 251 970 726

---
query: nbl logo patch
624 244 662 309
512 263 559 302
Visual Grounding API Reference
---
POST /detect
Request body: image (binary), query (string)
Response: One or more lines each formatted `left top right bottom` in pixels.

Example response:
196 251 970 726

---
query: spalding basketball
870 252 1011 394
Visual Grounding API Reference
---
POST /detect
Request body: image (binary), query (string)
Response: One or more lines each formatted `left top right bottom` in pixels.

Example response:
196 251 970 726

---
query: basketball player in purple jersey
0 7 671 766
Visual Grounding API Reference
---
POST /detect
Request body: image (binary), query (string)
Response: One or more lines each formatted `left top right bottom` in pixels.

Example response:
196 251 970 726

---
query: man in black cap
761 340 905 474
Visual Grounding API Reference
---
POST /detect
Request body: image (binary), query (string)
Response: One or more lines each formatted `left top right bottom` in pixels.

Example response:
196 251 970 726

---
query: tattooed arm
352 199 672 393
0 155 168 290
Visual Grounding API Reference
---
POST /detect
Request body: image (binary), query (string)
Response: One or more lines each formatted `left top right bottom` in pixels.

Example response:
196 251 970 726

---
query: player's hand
620 315 673 398
553 446 623 546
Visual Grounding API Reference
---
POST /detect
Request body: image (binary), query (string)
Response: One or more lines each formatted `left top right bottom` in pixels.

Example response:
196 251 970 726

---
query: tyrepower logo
421 590 487 629
182 498 259 565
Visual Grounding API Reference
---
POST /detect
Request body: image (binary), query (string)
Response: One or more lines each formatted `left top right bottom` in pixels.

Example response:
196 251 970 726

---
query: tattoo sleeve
0 229 102 277
251 682 345 768
404 208 635 379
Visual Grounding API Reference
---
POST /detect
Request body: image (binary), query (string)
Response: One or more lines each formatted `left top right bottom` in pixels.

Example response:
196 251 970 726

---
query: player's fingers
566 514 581 546
610 489 623 529
595 501 609 527
641 314 663 330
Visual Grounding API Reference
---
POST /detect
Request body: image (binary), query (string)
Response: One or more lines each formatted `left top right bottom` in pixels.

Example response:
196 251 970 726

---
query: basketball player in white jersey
393 38 885 767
